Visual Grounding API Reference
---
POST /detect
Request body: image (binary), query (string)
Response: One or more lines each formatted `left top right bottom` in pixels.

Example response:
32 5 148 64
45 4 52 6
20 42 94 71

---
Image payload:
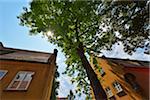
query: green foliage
97 0 149 54
19 0 101 98
93 57 97 65
18 0 149 98
67 90 75 100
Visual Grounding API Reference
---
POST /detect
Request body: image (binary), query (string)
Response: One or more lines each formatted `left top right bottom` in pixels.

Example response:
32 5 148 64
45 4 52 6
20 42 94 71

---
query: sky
0 0 76 99
0 0 149 100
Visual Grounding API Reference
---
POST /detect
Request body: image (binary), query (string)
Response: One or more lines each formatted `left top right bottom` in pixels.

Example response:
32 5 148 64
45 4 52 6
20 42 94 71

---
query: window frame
124 73 141 91
99 68 105 77
105 87 113 98
6 71 35 91
0 70 8 80
112 81 123 93
98 67 106 77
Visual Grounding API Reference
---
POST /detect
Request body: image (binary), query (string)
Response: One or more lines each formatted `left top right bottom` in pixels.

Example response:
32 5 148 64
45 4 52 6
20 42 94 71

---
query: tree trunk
77 43 107 100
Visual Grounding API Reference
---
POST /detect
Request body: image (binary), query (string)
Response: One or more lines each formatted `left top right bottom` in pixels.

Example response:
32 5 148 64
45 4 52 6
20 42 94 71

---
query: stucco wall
90 57 146 100
0 60 55 100
124 67 149 98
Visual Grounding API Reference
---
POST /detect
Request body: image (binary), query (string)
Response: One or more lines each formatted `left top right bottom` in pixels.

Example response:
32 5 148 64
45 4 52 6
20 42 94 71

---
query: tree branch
83 45 102 54
75 19 80 43
79 22 98 36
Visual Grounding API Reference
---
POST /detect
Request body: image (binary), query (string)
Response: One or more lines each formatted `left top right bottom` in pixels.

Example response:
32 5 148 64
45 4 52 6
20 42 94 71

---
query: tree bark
77 43 107 100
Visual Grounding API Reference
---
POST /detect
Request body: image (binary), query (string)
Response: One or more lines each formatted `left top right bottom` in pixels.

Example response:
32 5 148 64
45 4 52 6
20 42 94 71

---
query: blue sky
0 1 149 100
0 0 76 99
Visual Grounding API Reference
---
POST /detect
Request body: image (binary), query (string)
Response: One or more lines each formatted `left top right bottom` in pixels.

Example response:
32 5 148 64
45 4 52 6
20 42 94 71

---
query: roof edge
0 58 49 64
98 56 150 63
0 42 52 54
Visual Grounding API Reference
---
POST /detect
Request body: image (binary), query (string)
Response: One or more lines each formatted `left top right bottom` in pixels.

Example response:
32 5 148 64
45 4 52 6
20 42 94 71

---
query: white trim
105 87 113 97
113 81 123 93
6 71 35 90
0 70 8 80
100 68 105 75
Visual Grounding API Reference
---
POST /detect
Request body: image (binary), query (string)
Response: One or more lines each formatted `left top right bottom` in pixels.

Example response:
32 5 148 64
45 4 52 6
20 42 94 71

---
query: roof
56 97 68 100
100 56 149 68
0 42 53 63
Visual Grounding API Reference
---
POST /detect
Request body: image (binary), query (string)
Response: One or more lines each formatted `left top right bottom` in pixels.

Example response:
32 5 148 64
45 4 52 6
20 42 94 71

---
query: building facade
91 56 149 100
0 42 57 100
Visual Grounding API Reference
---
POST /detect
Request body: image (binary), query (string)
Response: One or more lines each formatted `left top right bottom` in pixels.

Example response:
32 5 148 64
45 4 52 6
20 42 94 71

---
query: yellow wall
90 57 144 100
0 60 55 100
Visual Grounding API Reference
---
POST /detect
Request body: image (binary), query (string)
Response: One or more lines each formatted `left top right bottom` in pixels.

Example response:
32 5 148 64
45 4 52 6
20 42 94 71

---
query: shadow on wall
106 60 147 99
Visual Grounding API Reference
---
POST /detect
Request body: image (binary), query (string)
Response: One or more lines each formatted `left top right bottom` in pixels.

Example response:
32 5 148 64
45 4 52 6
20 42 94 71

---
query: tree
67 90 75 100
97 0 149 54
18 0 149 99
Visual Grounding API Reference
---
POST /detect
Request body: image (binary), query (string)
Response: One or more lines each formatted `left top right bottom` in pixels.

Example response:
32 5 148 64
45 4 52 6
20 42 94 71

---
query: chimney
47 49 58 64
54 49 58 56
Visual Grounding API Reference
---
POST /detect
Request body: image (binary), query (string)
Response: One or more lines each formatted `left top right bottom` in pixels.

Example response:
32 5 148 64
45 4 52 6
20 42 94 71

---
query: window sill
108 96 116 100
116 91 127 97
4 88 27 92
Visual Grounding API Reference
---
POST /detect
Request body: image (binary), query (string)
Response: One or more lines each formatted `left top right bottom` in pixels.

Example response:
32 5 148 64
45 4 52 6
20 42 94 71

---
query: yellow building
91 56 149 100
0 42 57 100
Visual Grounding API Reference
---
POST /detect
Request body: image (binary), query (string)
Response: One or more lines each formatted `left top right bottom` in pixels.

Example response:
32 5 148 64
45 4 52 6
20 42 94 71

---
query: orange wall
90 57 144 100
0 60 55 100
124 67 149 98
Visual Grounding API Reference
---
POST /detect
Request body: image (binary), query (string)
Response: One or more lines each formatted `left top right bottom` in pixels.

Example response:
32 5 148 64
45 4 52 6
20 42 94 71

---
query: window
99 68 105 77
112 81 123 93
98 67 105 77
112 81 127 97
105 87 113 97
124 73 141 91
0 70 8 80
7 71 35 90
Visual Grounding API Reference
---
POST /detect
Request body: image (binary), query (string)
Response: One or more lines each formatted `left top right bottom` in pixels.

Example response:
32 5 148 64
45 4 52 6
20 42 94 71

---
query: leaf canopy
19 0 149 98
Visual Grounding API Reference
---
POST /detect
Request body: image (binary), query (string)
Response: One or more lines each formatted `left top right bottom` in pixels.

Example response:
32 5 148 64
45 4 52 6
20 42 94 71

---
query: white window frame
6 71 35 90
105 87 113 97
112 81 123 93
99 68 105 75
0 70 8 80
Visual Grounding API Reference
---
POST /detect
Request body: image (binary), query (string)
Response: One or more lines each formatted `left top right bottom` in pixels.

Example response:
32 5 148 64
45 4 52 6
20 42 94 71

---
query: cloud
56 48 78 97
102 42 150 61
58 75 75 97
57 42 150 99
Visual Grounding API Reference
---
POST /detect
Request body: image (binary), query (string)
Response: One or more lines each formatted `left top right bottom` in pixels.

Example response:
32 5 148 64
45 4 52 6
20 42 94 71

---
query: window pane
0 70 8 80
18 81 28 89
24 74 32 81
7 72 26 90
18 72 34 90
0 72 5 77
105 87 113 97
98 68 105 77
7 71 34 90
100 68 104 74
113 81 123 93
16 73 26 81
9 81 20 89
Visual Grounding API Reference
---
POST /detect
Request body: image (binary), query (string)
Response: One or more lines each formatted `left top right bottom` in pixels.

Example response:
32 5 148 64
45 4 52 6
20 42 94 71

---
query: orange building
91 56 149 100
0 42 57 100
